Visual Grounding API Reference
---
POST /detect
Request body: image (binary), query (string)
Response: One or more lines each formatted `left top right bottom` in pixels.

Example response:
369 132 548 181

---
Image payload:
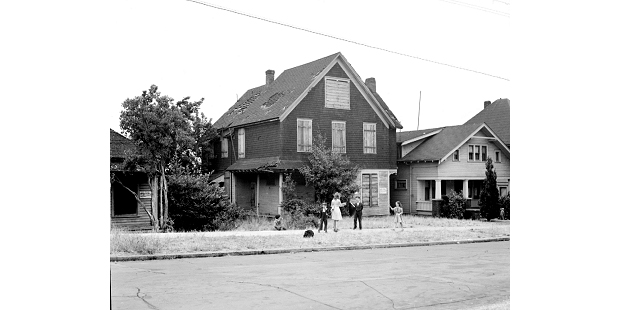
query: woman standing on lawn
330 192 343 232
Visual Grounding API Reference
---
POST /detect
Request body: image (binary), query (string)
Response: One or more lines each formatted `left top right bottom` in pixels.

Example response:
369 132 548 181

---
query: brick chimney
266 70 275 86
484 100 492 109
365 77 376 93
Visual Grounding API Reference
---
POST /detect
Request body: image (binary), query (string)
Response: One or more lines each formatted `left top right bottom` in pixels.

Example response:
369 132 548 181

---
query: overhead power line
436 0 510 17
186 0 509 81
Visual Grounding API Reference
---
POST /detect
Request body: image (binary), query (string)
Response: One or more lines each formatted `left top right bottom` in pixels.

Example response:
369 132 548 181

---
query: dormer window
325 77 350 109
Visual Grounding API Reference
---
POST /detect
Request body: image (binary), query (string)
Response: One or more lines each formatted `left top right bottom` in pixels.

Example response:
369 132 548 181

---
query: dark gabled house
210 52 403 216
110 129 161 231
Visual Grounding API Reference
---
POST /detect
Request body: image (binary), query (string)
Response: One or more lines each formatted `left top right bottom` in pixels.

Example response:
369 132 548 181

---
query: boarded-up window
332 121 346 153
297 119 312 152
238 128 245 158
221 138 228 158
362 173 378 207
363 123 376 154
325 77 350 109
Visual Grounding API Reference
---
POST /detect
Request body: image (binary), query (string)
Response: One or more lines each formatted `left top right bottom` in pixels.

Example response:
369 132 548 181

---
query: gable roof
213 52 402 130
397 127 443 144
110 129 136 159
399 123 509 163
464 98 510 146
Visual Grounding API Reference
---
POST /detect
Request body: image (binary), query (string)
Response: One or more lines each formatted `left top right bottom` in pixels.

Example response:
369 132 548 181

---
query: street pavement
111 240 509 309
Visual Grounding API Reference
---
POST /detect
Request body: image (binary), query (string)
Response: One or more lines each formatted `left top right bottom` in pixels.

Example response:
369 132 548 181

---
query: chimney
365 77 376 93
484 100 492 109
265 70 275 86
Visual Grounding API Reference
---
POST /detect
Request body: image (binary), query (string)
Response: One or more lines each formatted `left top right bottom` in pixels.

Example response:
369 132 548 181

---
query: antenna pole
417 91 421 130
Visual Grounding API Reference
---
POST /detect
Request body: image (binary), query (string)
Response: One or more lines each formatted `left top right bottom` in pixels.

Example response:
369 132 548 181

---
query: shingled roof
397 127 443 144
110 129 136 160
399 124 483 162
464 98 510 146
213 52 402 130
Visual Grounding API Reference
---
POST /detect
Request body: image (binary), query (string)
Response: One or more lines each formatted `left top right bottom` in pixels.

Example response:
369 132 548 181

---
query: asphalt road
111 241 510 310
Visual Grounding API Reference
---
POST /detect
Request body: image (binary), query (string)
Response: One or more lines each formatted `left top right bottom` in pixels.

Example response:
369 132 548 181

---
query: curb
110 236 509 262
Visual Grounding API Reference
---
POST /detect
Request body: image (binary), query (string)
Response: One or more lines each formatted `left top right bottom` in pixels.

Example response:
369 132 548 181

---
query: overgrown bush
439 191 466 219
499 192 510 220
168 172 248 231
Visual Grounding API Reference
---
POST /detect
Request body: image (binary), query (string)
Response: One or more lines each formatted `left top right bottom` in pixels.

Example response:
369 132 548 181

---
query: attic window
261 92 284 108
325 77 350 109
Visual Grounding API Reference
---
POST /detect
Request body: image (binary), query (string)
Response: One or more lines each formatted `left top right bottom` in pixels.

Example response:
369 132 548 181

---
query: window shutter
238 128 245 158
325 77 350 109
221 138 228 158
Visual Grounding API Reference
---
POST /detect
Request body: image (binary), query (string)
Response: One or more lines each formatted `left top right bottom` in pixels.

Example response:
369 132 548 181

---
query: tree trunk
162 164 169 225
147 177 160 232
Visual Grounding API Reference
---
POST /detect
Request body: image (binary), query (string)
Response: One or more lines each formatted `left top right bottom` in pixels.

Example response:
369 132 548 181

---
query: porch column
256 174 260 215
435 179 442 200
463 179 469 199
278 173 283 215
231 172 236 204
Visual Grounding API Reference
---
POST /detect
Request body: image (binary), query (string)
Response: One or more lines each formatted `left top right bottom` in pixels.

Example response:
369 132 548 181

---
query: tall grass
110 226 163 255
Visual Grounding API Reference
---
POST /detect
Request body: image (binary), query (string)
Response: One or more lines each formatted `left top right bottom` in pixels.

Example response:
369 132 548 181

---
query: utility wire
436 0 510 17
186 0 509 81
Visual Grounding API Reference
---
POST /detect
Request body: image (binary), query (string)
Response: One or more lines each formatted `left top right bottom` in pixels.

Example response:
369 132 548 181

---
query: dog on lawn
303 230 314 238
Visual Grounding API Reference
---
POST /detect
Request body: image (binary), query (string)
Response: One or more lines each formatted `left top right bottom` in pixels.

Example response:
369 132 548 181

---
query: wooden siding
280 63 396 170
390 162 411 213
438 139 509 180
111 174 154 231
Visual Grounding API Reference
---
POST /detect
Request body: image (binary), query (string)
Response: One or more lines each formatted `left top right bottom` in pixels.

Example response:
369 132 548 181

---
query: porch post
256 174 260 215
435 179 442 200
278 173 283 215
463 179 469 199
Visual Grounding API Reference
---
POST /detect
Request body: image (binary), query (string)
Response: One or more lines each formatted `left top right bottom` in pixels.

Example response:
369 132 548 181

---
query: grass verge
111 216 509 256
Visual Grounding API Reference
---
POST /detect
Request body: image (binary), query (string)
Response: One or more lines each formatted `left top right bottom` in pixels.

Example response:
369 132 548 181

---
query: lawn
111 215 510 256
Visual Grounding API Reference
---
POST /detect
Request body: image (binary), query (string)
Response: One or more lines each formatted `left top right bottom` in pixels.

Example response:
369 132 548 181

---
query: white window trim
363 122 377 154
495 150 502 163
324 76 350 110
331 121 346 153
238 128 245 158
453 150 460 161
468 144 488 162
297 118 312 152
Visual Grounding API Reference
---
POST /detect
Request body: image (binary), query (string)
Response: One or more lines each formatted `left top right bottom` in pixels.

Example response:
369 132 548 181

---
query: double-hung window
238 128 245 158
297 119 312 152
362 173 378 207
325 77 350 109
468 144 488 162
332 121 346 153
363 123 377 154
495 151 501 163
221 137 228 158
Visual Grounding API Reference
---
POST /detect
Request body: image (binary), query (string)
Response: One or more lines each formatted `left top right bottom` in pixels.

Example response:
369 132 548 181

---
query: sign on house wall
139 190 152 199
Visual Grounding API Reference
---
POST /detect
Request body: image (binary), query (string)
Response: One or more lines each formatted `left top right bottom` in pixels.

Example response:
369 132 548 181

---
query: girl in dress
330 192 343 232
390 201 404 231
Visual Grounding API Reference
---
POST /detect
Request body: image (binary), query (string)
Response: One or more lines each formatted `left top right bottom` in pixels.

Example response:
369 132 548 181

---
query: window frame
453 150 460 161
495 150 502 163
363 122 377 154
297 118 313 152
361 173 379 207
324 76 350 109
238 128 245 159
395 179 407 190
331 121 346 153
468 144 489 162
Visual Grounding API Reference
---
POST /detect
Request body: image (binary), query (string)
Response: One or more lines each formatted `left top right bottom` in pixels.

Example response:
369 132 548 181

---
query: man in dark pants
353 195 363 230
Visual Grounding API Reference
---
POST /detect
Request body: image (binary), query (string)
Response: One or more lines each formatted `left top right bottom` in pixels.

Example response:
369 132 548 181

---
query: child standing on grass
274 214 286 231
318 202 329 233
330 192 343 232
390 201 404 231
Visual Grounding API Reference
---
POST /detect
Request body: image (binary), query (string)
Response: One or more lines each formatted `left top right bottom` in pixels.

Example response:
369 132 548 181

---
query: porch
414 179 484 216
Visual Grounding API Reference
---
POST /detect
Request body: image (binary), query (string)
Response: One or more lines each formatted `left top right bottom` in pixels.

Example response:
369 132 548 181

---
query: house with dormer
210 52 403 216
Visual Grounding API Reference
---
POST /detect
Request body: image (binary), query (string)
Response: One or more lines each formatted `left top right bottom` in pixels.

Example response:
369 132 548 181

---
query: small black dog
303 230 314 238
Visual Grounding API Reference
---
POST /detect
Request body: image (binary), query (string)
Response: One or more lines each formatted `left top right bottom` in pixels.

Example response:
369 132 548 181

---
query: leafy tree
119 85 216 230
479 156 500 221
298 133 360 203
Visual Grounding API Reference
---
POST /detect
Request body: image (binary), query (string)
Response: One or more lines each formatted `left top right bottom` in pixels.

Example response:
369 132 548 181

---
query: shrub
213 203 252 231
499 192 510 220
440 191 466 219
167 172 245 231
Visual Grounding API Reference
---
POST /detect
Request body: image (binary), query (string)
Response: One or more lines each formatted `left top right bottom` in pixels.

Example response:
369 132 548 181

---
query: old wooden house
210 52 403 216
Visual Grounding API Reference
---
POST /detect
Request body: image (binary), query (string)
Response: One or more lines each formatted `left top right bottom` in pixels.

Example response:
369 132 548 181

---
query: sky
98 0 511 134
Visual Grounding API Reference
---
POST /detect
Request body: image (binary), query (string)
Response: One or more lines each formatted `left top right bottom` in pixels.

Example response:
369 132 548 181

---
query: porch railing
416 201 432 211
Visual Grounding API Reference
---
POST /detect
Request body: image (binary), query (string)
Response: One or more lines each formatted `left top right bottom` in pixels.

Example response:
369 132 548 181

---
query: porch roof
226 157 306 172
